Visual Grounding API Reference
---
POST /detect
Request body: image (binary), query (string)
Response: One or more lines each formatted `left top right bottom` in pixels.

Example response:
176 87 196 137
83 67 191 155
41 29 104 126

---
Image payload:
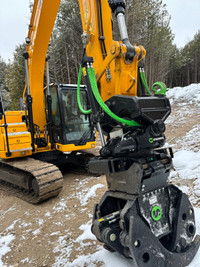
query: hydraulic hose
152 81 167 95
139 68 167 96
139 70 152 95
87 66 141 127
77 66 92 114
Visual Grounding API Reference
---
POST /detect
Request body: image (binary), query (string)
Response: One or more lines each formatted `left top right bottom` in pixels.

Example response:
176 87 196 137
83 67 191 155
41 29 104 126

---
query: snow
172 150 200 180
0 234 15 267
21 257 29 264
52 232 73 267
70 248 133 267
45 212 51 217
53 198 68 212
6 219 20 231
32 229 40 236
75 221 96 243
167 83 200 105
38 219 44 226
79 184 105 206
50 231 61 236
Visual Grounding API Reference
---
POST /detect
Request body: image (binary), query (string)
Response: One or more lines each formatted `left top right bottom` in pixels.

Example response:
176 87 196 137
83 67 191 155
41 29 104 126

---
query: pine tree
0 56 10 110
126 0 174 86
48 0 82 84
5 44 26 110
167 30 200 87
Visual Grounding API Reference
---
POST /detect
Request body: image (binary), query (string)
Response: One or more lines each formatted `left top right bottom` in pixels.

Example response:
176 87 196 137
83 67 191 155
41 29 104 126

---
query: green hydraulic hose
77 65 92 114
139 70 152 95
139 68 167 96
152 81 167 95
87 66 141 127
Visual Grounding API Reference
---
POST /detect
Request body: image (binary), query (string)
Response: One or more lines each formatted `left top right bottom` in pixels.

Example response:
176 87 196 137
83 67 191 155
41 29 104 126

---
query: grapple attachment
89 95 200 266
92 184 200 267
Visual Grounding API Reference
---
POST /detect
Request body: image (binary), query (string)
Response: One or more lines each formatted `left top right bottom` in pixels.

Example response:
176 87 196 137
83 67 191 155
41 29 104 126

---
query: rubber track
0 157 63 204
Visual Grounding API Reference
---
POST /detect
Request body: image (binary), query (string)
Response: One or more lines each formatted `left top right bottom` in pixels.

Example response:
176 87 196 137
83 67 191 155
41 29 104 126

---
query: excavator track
0 157 63 204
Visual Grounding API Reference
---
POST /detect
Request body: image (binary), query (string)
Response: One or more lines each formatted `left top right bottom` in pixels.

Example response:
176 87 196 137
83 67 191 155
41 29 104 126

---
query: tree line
0 0 199 110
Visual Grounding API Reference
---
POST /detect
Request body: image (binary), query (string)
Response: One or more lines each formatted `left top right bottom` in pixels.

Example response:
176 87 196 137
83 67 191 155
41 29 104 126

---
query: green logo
149 138 154 143
151 205 162 221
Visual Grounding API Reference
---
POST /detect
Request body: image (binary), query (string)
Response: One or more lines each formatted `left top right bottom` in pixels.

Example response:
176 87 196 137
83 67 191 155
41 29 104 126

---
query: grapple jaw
128 216 200 267
92 185 200 267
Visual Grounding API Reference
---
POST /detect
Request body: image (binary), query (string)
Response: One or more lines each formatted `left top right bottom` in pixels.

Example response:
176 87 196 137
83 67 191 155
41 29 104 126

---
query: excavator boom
25 0 61 130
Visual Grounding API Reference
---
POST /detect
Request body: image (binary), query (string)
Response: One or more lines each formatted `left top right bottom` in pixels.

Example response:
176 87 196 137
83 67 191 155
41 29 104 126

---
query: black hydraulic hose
99 0 107 57
97 0 107 59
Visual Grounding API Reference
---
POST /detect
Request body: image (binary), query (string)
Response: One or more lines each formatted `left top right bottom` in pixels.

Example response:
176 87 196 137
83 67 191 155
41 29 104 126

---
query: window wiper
78 129 91 145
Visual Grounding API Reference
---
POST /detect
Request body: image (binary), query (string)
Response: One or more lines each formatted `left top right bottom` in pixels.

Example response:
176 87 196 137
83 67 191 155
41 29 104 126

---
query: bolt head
110 233 116 242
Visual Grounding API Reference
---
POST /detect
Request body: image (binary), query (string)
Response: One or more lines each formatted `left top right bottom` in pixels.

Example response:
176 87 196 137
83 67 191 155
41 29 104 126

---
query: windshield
61 88 92 142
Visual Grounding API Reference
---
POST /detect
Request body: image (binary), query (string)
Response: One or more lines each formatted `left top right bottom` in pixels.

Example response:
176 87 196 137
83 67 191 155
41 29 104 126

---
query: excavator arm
24 0 61 130
78 0 146 101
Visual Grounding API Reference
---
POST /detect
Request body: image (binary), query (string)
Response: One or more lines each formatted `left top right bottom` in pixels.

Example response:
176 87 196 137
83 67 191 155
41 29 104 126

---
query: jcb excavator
0 0 199 266
0 0 96 203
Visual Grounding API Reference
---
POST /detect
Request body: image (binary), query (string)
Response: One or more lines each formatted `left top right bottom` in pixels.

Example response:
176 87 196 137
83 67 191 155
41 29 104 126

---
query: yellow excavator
0 0 199 265
0 0 96 203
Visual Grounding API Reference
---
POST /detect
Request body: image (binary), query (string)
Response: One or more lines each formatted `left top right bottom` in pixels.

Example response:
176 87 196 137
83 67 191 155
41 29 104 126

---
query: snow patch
38 219 44 226
53 198 68 212
173 124 200 152
50 231 61 236
52 232 73 267
172 150 200 180
167 83 200 106
79 184 105 206
32 229 40 236
75 221 96 243
21 257 29 264
45 211 51 217
70 247 133 267
0 234 15 267
6 219 21 231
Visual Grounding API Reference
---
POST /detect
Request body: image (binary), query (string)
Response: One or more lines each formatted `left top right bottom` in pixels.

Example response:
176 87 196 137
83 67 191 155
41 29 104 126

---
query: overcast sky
0 0 200 62
162 0 200 47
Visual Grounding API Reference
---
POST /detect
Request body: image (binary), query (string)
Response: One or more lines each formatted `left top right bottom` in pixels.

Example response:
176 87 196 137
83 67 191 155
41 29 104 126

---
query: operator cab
46 84 95 146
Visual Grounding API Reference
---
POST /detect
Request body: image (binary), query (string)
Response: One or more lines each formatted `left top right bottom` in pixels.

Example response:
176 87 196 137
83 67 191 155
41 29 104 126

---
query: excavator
0 0 199 266
0 0 96 203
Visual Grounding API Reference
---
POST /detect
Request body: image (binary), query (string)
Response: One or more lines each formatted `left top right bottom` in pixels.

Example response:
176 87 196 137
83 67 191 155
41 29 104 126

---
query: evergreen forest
0 0 200 110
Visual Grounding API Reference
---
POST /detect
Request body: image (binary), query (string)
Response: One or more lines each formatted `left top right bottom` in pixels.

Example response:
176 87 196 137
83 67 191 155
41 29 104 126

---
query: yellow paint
78 0 146 101
82 67 87 76
55 141 96 153
25 0 61 132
